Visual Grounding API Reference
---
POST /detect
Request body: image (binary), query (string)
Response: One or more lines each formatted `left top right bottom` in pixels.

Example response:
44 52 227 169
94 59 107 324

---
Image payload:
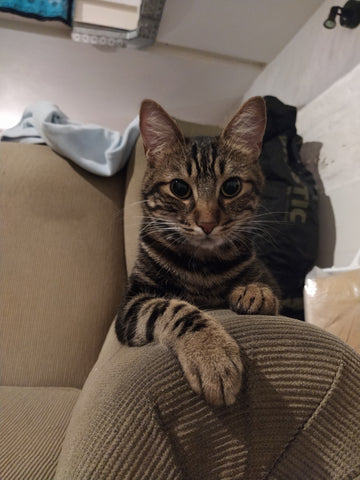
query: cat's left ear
140 99 185 160
221 96 266 157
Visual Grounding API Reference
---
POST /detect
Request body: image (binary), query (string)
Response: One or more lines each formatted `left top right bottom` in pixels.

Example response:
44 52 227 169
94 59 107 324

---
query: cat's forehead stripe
187 143 196 175
188 137 220 178
190 140 202 175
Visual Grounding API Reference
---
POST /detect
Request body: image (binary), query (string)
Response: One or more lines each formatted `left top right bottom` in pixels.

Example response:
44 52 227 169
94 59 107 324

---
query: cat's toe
203 350 243 406
230 283 279 315
176 322 243 406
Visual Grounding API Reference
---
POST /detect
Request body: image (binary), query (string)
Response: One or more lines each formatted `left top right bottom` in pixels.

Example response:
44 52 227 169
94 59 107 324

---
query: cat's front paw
229 283 279 315
174 318 243 406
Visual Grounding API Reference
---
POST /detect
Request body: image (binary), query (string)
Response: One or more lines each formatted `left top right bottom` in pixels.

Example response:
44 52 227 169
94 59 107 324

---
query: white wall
0 0 324 132
297 64 360 267
157 0 323 64
243 0 360 108
0 20 261 132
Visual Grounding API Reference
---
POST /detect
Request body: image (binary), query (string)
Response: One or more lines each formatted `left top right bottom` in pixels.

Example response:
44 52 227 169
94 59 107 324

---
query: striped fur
116 97 280 406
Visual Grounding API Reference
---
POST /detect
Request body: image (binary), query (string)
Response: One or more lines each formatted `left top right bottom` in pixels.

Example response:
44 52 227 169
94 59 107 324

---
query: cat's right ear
220 96 266 158
140 100 185 161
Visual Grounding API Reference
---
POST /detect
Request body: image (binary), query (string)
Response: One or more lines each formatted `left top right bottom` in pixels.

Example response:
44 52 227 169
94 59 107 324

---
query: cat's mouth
156 218 238 250
184 228 228 249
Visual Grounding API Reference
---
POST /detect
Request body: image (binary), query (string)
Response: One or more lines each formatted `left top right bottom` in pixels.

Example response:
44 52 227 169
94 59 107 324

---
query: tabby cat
115 96 280 406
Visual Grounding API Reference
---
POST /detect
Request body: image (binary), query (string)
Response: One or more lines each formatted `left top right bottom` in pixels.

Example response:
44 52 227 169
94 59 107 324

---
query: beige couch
1 120 360 480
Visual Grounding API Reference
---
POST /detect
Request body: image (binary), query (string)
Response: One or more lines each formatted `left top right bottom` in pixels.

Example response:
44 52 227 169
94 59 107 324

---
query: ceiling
156 0 324 64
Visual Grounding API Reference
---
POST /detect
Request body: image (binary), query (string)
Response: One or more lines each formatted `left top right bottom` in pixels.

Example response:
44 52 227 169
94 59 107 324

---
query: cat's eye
170 179 191 199
221 177 242 198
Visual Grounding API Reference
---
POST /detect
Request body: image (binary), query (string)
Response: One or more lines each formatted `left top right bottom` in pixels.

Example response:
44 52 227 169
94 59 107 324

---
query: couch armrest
55 311 360 480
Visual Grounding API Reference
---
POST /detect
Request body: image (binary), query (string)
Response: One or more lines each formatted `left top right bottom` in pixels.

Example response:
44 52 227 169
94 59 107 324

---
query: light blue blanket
1 101 140 177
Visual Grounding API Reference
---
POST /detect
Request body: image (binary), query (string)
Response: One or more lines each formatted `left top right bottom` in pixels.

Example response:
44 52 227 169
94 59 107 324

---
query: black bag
255 96 318 320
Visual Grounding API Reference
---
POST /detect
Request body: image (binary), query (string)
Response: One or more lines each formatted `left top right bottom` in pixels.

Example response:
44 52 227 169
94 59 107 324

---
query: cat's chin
186 235 225 250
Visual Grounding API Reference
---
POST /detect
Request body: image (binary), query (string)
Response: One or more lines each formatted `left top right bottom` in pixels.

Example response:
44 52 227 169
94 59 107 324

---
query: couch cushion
124 118 221 275
0 386 80 480
0 143 127 387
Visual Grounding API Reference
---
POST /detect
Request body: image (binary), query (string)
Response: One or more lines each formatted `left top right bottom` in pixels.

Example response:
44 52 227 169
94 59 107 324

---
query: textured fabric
1 101 140 176
123 118 221 274
0 143 127 388
0 0 73 24
0 386 80 480
55 312 360 480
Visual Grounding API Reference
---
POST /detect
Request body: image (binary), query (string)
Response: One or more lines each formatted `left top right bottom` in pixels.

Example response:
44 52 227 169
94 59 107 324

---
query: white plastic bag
304 249 360 353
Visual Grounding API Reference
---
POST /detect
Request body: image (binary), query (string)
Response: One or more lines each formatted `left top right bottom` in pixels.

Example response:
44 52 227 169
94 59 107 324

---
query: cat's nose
198 222 217 235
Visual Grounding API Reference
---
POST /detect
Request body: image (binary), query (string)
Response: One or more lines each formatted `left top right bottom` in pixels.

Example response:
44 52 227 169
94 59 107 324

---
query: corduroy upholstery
1 125 360 480
55 312 360 480
1 142 128 480
0 387 80 480
0 143 128 388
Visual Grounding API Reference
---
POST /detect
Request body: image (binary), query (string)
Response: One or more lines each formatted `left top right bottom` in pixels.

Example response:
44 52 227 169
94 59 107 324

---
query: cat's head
139 97 266 251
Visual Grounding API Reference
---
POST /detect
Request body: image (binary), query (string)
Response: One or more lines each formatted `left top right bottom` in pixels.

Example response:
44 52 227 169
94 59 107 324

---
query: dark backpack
255 96 318 320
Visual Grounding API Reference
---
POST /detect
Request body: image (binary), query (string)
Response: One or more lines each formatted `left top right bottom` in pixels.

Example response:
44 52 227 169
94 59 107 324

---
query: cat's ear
221 96 266 157
140 100 185 160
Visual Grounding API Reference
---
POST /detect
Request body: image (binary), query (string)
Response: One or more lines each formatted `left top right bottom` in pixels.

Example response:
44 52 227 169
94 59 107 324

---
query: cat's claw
230 283 279 315
175 320 243 406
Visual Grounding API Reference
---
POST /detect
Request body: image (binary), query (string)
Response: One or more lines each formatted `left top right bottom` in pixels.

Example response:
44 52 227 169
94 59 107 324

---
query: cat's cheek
229 283 280 315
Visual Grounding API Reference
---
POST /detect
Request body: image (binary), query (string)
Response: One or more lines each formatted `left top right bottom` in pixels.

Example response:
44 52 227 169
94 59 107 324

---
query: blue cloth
1 101 140 177
0 0 73 24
